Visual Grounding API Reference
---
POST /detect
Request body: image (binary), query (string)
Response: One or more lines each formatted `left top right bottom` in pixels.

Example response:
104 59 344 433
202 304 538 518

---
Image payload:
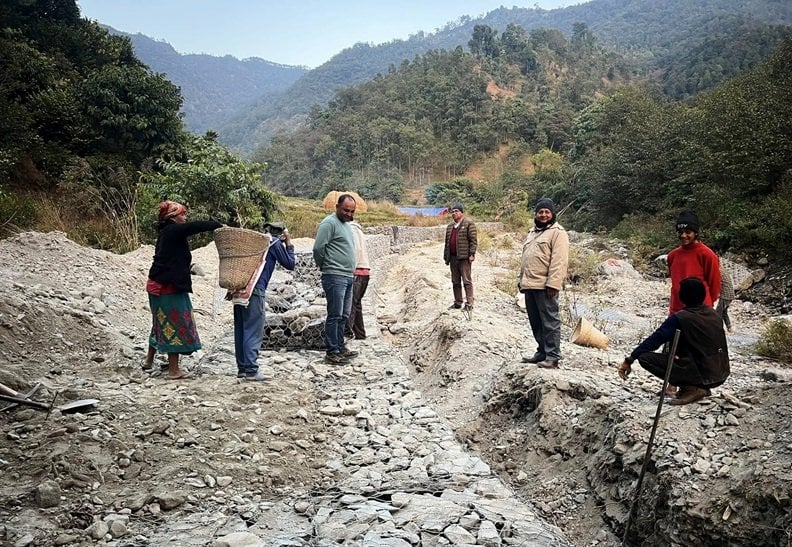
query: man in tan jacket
518 198 569 368
345 220 371 339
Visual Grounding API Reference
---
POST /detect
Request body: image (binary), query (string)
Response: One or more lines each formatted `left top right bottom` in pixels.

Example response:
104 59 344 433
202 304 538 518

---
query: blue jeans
321 274 354 354
524 289 562 361
233 292 265 374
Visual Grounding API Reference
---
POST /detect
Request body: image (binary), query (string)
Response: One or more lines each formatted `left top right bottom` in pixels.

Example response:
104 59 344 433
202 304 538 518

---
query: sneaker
448 303 462 309
340 348 359 359
244 371 270 381
237 370 245 378
521 353 546 364
537 359 559 369
324 352 349 365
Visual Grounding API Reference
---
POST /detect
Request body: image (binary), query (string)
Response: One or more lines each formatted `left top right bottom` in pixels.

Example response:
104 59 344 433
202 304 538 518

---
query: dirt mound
0 231 331 545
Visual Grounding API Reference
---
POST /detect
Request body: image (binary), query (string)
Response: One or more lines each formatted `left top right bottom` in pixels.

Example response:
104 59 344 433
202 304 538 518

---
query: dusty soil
0 229 790 546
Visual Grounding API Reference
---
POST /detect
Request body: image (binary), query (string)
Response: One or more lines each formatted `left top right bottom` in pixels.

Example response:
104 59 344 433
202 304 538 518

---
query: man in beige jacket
518 198 569 368
345 220 371 339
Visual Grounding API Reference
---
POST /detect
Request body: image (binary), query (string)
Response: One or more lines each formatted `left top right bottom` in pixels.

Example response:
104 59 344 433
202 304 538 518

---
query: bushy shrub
0 188 37 233
755 319 792 364
611 213 677 271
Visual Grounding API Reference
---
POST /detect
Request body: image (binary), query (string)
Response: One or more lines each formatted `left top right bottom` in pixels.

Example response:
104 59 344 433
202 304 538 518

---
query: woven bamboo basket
214 227 269 290
570 317 609 349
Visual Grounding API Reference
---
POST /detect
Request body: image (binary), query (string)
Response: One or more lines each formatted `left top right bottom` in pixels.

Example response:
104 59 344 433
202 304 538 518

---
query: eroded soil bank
376 235 792 547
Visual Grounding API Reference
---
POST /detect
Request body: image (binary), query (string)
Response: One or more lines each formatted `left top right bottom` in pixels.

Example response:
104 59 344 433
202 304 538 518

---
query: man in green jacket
518 197 570 369
313 194 359 365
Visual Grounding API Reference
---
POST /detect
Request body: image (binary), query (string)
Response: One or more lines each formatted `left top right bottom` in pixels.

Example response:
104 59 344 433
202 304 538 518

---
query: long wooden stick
622 329 681 545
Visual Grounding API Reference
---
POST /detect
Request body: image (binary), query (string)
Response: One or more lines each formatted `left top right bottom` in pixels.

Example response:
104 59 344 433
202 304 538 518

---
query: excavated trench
375 237 792 547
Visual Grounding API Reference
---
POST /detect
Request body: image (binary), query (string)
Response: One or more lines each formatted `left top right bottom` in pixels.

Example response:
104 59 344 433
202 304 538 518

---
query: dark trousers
524 289 562 361
346 274 369 339
716 298 732 329
449 256 473 306
321 274 354 354
637 352 725 389
233 293 265 374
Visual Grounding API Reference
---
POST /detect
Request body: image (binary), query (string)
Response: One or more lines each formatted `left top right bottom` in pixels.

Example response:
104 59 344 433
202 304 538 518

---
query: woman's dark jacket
148 220 222 293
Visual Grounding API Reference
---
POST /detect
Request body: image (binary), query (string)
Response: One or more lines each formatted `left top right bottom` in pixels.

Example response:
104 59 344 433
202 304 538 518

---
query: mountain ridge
108 27 307 134
114 0 792 154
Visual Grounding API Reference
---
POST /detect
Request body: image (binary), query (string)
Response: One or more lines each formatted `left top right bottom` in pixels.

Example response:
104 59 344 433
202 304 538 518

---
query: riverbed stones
35 480 61 508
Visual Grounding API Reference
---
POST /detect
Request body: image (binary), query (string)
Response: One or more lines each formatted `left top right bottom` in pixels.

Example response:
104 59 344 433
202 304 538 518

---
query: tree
468 25 500 59
143 134 279 230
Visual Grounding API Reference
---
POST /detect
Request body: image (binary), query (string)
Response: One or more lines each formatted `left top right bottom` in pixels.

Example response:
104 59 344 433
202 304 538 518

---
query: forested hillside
218 0 792 152
1 0 790 264
256 23 792 261
0 0 281 250
116 29 306 134
256 24 631 200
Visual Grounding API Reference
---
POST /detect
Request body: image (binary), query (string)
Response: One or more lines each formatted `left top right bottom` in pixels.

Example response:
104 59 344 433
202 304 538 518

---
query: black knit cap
451 203 464 213
676 210 700 233
534 197 556 214
679 277 706 307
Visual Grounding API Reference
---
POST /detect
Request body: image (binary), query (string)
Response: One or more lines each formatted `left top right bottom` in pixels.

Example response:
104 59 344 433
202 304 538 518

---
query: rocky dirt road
0 229 790 547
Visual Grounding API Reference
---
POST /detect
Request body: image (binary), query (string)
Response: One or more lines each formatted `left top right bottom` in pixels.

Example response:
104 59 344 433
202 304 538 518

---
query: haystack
322 191 368 213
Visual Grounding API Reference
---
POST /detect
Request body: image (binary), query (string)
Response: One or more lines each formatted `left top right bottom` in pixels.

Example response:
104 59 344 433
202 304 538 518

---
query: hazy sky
76 1 577 68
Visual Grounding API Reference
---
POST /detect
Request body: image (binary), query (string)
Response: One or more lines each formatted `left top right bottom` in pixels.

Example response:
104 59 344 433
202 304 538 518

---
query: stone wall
263 223 501 349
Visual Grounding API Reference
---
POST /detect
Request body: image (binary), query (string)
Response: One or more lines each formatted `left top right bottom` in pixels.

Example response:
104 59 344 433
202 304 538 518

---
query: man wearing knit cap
518 197 569 369
618 277 730 405
443 203 477 313
667 210 721 314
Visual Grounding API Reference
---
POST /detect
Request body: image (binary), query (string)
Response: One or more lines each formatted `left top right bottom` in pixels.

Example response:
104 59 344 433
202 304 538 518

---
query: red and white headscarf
158 201 186 222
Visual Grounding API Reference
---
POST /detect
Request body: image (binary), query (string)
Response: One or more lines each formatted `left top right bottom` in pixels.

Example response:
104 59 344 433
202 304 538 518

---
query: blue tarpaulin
398 206 448 216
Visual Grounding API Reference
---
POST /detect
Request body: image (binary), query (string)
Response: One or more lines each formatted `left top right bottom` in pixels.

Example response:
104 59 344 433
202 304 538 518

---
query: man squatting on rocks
618 277 730 405
443 203 477 312
231 222 295 381
313 194 360 365
345 219 371 340
664 210 721 396
519 197 569 369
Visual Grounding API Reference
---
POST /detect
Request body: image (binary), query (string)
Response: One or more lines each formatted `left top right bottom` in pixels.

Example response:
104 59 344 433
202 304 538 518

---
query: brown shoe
667 386 709 405
537 359 559 369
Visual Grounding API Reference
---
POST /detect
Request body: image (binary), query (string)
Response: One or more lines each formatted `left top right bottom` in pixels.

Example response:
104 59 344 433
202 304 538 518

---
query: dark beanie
535 197 556 214
451 203 464 213
679 277 706 307
676 210 700 233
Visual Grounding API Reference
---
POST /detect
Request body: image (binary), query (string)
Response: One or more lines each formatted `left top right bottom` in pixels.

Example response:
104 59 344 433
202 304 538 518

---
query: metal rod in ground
622 329 681 546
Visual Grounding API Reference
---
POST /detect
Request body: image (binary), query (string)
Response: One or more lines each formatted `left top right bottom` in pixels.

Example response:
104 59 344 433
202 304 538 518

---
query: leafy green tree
468 25 500 58
0 0 185 188
143 134 280 230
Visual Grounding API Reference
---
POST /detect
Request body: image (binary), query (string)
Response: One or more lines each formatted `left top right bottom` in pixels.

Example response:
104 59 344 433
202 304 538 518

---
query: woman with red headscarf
143 201 222 379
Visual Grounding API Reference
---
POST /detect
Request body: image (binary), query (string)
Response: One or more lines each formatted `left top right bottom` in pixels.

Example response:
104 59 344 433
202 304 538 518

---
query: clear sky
76 1 577 68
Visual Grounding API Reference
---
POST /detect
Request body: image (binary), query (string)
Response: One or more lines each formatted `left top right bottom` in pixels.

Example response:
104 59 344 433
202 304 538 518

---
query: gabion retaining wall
262 223 501 350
